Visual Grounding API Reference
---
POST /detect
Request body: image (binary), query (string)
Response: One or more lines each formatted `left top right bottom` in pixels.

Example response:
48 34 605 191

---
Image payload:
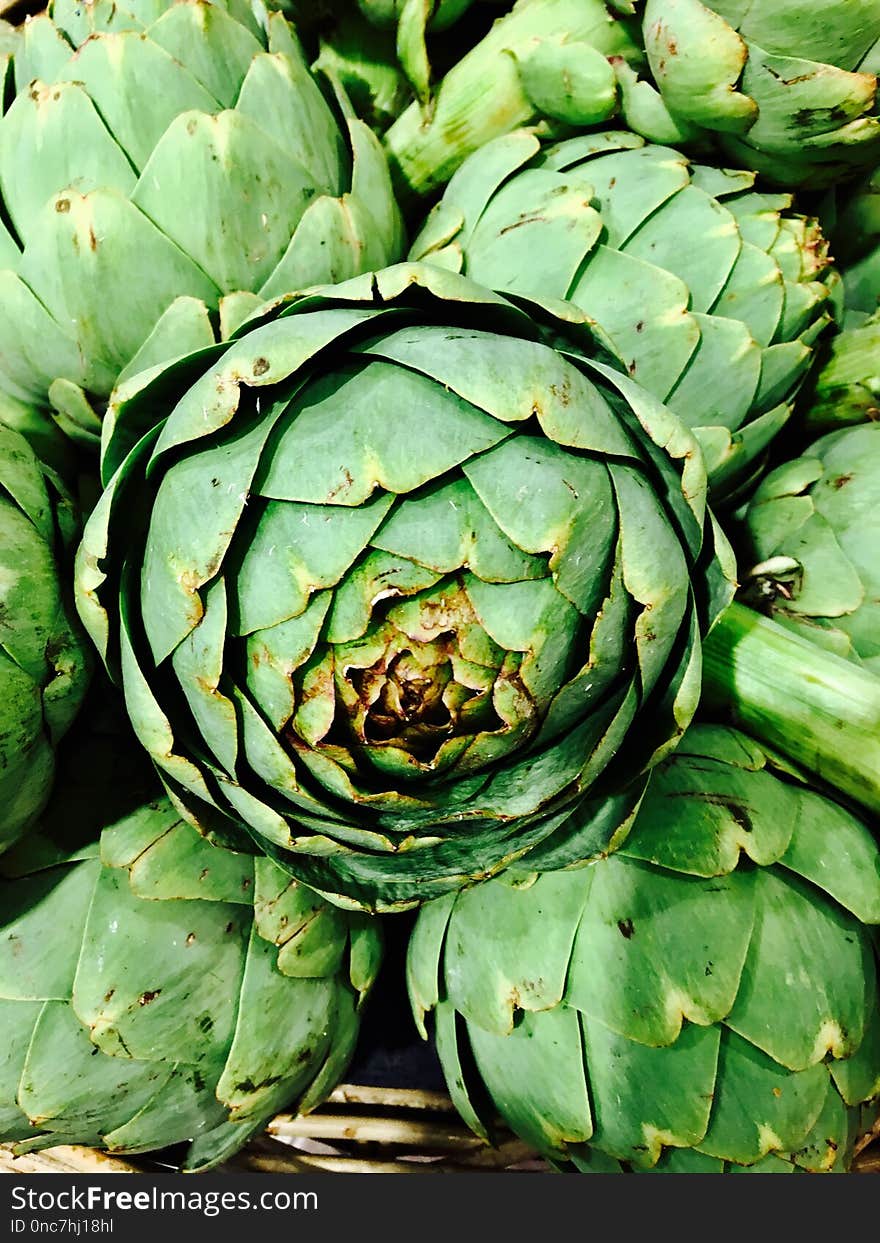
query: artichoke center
348 635 503 761
366 647 453 735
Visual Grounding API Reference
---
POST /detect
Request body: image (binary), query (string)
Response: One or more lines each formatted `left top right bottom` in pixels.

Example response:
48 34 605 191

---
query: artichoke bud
76 263 735 912
409 127 836 500
741 555 803 605
640 0 880 189
384 0 645 200
800 308 880 433
0 795 381 1170
0 0 404 447
410 723 880 1173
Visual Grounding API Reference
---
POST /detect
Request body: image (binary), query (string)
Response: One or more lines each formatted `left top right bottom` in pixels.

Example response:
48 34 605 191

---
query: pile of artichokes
1 0 879 1177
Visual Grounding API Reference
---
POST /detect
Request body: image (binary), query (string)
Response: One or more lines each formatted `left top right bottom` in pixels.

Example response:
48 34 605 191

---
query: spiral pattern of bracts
0 0 403 448
75 264 735 911
409 724 880 1173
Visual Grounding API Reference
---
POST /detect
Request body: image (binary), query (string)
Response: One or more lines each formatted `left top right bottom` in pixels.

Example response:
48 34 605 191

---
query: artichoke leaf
582 1012 719 1166
73 865 247 1065
469 1006 594 1157
442 868 589 1034
567 855 755 1045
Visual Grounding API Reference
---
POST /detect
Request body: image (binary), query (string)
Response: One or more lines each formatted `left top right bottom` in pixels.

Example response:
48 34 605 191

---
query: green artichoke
410 129 835 498
75 263 735 913
0 798 381 1171
408 724 880 1173
0 0 403 449
637 0 880 189
740 423 880 673
0 424 90 855
384 0 643 200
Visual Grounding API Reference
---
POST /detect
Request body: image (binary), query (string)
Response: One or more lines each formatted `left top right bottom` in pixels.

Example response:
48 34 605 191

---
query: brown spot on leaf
548 380 571 406
138 989 161 1006
327 467 355 501
618 918 635 939
252 357 270 376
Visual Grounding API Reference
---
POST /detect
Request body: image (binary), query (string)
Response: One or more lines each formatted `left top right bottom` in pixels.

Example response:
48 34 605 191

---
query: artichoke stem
702 602 880 815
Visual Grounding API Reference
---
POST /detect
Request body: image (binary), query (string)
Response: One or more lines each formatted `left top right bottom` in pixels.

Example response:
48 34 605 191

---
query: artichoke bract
410 130 835 498
408 724 880 1173
0 0 403 449
0 800 381 1171
741 423 880 673
0 425 90 854
75 263 735 913
638 0 880 189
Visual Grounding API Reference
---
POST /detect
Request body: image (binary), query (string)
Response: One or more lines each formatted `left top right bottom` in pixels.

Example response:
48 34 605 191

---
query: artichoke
408 724 880 1173
384 0 643 200
0 0 403 449
0 424 90 854
0 798 381 1171
410 129 835 498
75 263 735 913
637 0 880 189
740 423 880 673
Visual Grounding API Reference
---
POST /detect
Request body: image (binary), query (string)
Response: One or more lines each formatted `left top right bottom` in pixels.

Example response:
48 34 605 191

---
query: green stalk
384 0 642 201
702 602 880 815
